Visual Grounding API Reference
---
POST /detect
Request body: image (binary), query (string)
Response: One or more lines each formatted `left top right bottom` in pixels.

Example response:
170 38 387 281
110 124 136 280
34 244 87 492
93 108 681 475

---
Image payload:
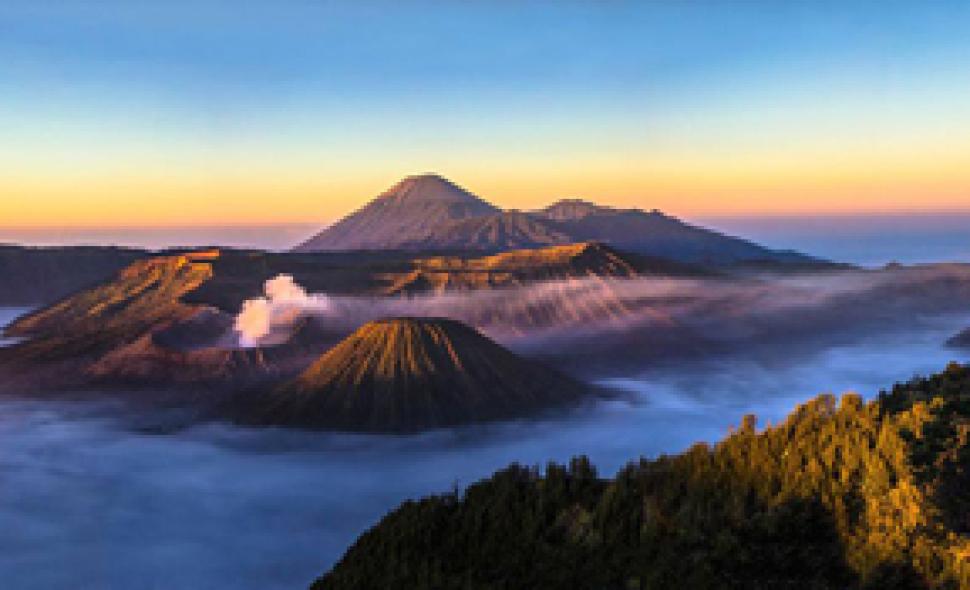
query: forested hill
315 363 970 589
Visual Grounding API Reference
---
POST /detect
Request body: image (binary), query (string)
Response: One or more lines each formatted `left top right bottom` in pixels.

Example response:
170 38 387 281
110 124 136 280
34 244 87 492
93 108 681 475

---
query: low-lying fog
2 302 969 589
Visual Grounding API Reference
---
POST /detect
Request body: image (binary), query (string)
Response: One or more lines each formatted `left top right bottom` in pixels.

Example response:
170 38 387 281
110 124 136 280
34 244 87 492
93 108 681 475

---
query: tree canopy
314 363 970 589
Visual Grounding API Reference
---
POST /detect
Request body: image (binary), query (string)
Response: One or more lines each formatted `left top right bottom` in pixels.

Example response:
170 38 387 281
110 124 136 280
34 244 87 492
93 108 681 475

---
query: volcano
294 174 499 252
295 174 826 266
236 317 587 432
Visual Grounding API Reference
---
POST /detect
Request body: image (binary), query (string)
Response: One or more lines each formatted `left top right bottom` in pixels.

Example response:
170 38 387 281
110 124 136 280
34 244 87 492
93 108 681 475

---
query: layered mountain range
296 174 820 265
0 175 895 434
0 245 636 428
0 241 703 388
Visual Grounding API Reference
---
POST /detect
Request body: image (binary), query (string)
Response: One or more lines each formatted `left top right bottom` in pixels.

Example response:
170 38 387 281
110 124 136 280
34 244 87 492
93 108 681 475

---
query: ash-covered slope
294 174 499 252
236 318 587 432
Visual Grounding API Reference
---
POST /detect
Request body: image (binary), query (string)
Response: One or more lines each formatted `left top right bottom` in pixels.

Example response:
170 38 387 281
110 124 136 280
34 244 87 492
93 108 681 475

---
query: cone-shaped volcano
294 174 499 252
240 317 586 432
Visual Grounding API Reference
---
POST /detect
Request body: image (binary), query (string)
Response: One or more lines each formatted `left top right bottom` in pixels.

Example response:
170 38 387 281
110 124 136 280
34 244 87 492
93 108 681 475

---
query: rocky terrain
234 318 587 432
0 244 632 423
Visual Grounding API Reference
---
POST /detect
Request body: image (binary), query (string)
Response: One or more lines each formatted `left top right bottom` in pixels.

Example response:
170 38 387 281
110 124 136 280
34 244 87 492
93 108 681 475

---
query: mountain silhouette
296 174 823 265
295 174 499 251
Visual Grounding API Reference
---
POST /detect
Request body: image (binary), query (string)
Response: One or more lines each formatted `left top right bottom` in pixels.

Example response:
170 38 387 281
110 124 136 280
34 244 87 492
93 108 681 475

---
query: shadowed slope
238 318 587 432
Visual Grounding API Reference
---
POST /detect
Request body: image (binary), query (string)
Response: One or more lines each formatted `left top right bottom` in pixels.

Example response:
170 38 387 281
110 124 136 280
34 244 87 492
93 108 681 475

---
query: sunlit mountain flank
2 2 970 589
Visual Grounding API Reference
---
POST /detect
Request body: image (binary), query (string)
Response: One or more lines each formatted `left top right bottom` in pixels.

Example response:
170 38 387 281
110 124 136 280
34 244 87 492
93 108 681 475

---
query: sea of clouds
1 315 967 589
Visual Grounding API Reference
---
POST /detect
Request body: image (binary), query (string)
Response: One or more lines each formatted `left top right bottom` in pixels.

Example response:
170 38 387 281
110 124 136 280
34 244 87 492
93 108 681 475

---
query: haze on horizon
2 0 969 229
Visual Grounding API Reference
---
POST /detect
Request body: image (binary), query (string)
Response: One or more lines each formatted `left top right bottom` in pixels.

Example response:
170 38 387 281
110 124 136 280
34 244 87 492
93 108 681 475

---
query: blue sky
1 1 969 226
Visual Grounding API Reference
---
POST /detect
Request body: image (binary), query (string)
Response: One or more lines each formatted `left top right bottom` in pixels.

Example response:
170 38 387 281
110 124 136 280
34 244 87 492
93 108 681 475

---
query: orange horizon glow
3 165 968 228
4 2 970 230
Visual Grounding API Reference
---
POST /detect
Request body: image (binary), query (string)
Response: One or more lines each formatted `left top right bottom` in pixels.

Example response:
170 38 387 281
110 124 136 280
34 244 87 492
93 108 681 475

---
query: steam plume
234 275 332 347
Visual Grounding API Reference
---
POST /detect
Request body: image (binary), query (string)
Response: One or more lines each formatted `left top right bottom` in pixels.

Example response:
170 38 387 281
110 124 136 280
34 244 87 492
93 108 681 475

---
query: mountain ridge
295 174 826 265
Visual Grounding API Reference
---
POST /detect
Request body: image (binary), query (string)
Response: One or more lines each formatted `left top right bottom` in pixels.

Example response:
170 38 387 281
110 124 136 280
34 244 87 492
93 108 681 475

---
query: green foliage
314 364 970 589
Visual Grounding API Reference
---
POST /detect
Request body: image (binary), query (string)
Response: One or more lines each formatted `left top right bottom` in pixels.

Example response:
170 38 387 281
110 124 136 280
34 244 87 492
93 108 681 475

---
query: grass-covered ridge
315 363 970 589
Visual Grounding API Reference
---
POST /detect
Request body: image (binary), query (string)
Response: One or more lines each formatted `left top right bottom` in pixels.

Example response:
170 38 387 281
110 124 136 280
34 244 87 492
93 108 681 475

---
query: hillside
234 318 587 432
0 250 261 390
384 241 703 295
5 250 221 357
314 363 970 589
295 174 825 266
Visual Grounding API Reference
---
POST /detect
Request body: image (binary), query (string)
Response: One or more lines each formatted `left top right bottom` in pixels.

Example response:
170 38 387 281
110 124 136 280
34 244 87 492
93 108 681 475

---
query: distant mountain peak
378 173 483 205
295 175 823 265
294 174 499 252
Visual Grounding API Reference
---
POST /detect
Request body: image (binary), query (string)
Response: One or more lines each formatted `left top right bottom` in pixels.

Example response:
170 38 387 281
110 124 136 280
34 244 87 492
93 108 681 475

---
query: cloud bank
232 268 961 351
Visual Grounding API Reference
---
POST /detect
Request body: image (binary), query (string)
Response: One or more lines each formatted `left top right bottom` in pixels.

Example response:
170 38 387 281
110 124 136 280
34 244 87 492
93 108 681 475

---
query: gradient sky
2 0 969 227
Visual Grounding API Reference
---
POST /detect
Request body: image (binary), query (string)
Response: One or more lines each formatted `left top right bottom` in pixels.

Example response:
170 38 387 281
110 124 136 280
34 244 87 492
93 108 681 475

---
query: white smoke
234 275 332 347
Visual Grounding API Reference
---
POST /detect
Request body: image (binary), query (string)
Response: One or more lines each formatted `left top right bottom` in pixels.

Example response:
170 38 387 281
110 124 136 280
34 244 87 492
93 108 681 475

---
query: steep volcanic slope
0 250 320 390
294 174 824 265
236 318 587 432
6 250 221 353
535 199 815 264
294 174 499 251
